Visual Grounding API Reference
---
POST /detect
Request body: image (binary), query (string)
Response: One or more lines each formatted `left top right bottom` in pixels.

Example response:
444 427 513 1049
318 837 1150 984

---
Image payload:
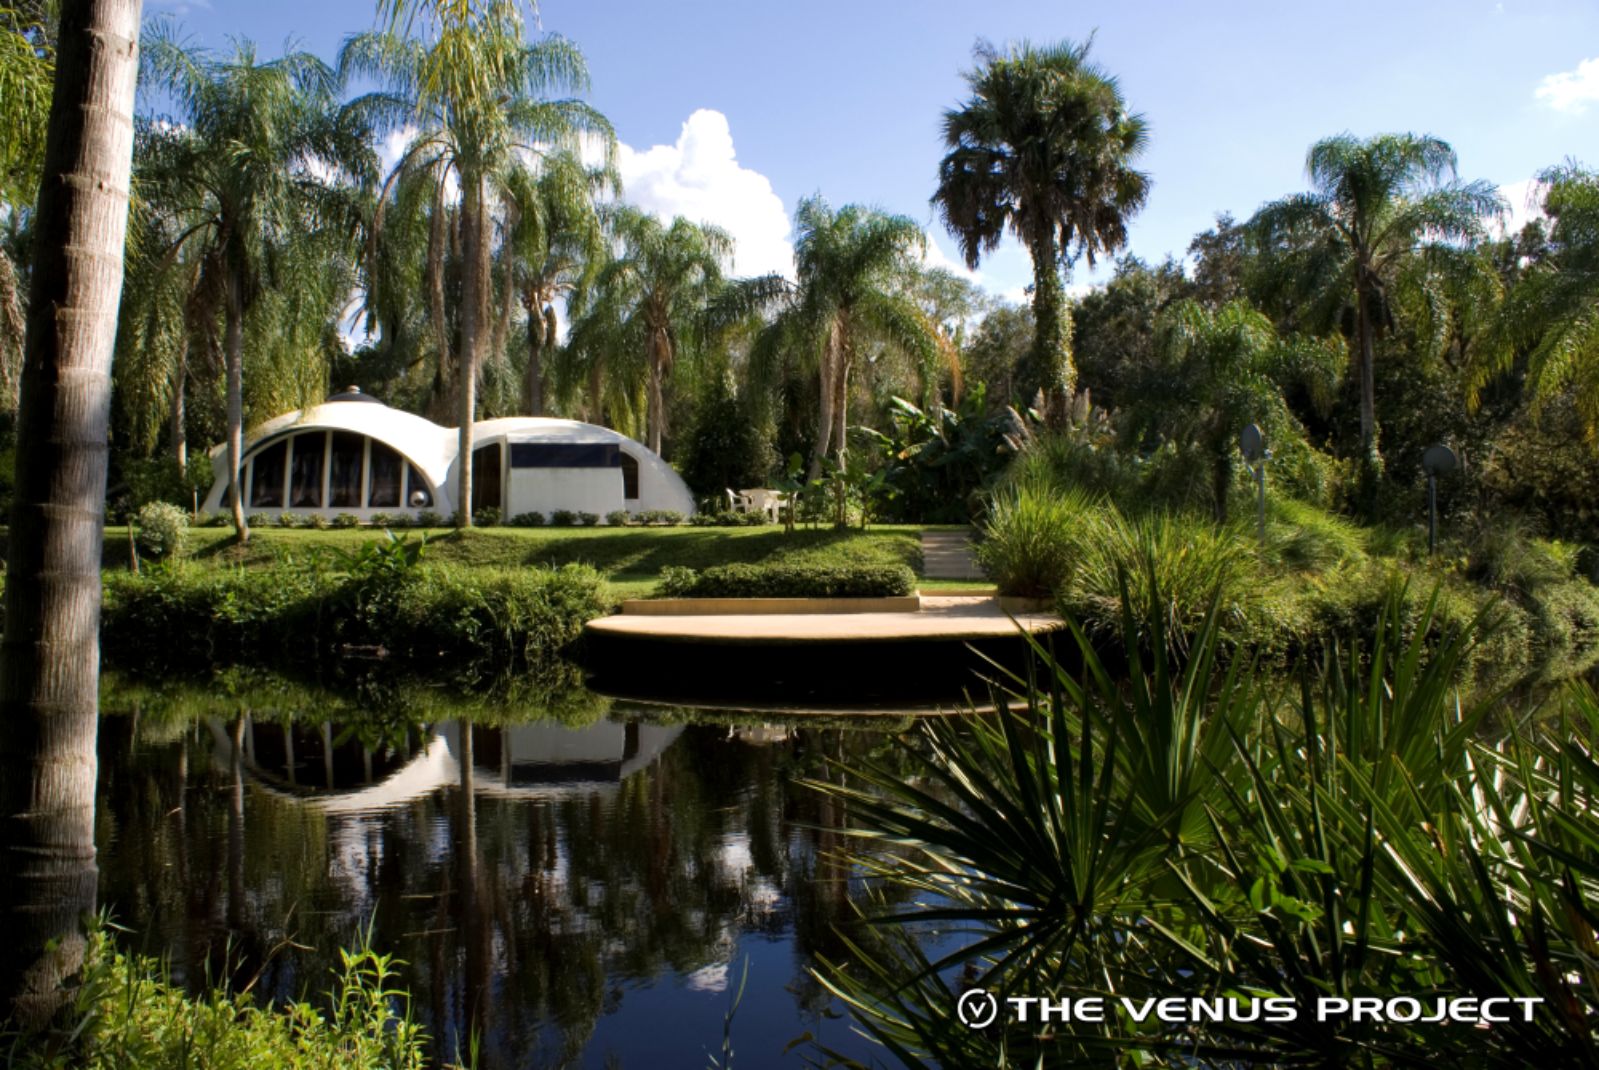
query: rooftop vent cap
327 385 383 404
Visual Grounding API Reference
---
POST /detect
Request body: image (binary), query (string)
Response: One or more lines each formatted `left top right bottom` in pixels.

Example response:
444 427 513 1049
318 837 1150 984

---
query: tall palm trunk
809 321 842 480
170 338 187 470
456 173 489 526
522 292 546 416
1354 269 1383 514
224 266 247 538
1027 229 1073 425
645 323 669 456
0 0 141 1024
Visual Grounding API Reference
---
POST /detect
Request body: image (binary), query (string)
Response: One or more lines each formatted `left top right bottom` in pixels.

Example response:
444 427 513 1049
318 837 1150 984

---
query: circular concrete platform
582 595 1062 644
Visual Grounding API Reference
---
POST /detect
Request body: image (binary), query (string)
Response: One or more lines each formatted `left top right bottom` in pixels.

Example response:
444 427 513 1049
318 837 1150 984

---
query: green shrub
414 510 444 528
307 514 330 530
134 501 188 560
332 513 361 529
245 513 272 528
550 509 578 526
1266 498 1368 571
637 509 684 526
652 562 916 599
1064 509 1260 654
1527 576 1599 679
510 511 546 527
472 506 502 527
11 924 438 1070
604 510 630 527
275 512 298 528
203 513 230 528
976 481 1100 598
577 511 600 527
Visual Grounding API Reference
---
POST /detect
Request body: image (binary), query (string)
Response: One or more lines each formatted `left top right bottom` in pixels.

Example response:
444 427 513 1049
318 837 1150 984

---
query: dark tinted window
369 443 402 508
472 443 503 511
290 433 325 508
508 442 619 468
249 440 287 508
329 432 365 508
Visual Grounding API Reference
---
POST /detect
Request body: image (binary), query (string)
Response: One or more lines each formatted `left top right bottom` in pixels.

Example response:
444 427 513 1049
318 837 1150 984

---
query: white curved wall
201 403 695 521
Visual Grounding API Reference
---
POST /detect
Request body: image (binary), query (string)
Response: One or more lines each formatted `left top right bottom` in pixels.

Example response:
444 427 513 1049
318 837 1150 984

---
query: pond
94 676 936 1069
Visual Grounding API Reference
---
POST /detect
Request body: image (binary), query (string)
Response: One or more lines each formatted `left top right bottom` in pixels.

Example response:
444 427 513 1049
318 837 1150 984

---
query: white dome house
199 387 696 521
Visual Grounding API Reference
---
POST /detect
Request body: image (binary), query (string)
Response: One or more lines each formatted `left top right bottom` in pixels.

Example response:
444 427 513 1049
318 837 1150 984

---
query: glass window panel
329 431 364 508
405 464 432 508
368 443 402 508
248 440 286 508
290 433 325 508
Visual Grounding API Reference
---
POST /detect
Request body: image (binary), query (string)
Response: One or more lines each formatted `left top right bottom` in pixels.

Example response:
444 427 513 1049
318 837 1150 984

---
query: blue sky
148 0 1599 300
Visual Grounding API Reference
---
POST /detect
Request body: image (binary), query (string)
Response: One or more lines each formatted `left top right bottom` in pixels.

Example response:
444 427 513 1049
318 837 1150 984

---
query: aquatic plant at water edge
807 567 1599 1067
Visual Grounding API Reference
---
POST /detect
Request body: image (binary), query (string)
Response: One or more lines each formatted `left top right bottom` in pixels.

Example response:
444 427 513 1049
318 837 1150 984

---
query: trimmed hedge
655 562 916 599
102 558 611 668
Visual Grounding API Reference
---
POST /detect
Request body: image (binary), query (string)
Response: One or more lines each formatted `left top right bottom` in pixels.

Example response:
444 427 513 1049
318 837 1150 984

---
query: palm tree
502 150 612 416
0 0 142 1022
137 32 374 539
748 196 940 478
1472 162 1599 441
1123 299 1342 518
343 0 613 525
564 208 730 454
933 38 1149 423
1249 133 1501 489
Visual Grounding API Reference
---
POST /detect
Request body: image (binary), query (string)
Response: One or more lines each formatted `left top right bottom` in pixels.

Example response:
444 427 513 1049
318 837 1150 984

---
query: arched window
248 440 287 508
241 432 433 512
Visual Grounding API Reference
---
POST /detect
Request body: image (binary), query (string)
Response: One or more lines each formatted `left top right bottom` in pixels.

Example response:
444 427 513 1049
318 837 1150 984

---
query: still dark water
95 677 930 1069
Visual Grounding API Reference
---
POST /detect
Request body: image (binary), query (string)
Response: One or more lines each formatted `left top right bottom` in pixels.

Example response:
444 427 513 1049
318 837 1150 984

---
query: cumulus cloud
616 109 794 279
1495 177 1548 237
1535 57 1599 114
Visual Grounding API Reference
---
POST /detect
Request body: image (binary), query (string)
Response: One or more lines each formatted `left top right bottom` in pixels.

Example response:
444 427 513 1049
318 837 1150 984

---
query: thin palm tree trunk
522 294 544 416
224 268 247 538
0 0 141 1024
456 174 488 526
170 337 187 470
809 323 840 480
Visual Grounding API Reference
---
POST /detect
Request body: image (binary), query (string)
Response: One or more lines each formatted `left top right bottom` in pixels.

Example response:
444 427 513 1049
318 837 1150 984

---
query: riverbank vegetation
814 582 1599 1067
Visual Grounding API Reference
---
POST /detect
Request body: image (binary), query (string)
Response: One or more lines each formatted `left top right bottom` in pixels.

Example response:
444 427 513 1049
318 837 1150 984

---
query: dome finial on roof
327 384 382 404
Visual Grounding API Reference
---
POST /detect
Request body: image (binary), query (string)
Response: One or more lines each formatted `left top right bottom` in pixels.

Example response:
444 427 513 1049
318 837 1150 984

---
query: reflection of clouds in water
684 961 728 993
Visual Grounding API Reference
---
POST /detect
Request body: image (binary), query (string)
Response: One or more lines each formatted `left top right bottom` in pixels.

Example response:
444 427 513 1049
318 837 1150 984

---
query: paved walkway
584 595 1059 644
921 527 983 581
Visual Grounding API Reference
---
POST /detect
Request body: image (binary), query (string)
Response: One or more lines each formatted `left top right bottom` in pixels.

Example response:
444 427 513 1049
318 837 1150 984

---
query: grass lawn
92 523 1000 594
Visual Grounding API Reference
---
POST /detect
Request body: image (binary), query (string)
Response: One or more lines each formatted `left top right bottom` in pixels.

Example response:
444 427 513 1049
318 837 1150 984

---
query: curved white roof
202 395 696 516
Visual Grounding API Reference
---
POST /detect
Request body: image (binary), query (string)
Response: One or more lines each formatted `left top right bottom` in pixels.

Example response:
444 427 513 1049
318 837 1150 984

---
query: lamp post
1421 444 1459 555
1240 424 1269 544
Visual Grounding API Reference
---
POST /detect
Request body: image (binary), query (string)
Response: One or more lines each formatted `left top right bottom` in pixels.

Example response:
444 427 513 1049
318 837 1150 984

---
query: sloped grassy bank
978 478 1599 687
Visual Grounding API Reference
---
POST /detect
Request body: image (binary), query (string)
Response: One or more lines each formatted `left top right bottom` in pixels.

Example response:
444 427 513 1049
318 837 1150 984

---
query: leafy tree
502 150 611 415
343 0 612 523
675 381 775 500
748 196 938 478
857 385 1019 523
1473 162 1599 441
0 0 141 1022
136 32 374 538
1071 255 1192 412
962 301 1032 412
933 38 1149 423
1121 299 1342 518
0 2 54 413
563 208 729 454
1249 132 1501 499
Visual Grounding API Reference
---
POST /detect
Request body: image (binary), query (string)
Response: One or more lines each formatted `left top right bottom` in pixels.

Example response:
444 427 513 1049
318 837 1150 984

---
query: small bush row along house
200 387 697 521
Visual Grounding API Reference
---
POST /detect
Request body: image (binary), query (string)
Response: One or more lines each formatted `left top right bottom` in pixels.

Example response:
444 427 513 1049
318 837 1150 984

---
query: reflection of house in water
206 718 685 813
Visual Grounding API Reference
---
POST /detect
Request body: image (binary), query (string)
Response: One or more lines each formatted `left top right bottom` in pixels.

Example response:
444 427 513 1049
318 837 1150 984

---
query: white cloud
1495 177 1547 236
616 109 794 278
1535 57 1599 114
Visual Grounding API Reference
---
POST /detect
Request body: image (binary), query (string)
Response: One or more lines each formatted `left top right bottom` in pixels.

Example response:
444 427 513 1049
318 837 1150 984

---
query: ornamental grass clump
975 480 1100 598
